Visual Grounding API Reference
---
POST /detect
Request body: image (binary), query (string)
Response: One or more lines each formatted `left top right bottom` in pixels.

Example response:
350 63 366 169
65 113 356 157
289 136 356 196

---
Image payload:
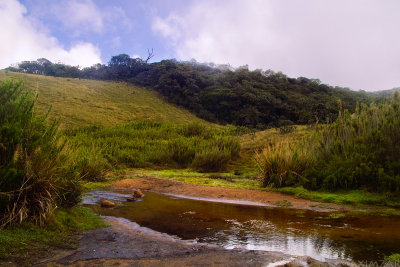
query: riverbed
82 188 400 263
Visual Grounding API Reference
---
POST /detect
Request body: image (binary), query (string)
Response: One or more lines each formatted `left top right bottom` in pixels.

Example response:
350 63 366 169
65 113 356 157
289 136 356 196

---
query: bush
74 145 110 181
168 139 196 166
308 95 400 192
0 80 81 227
279 125 296 134
192 148 231 172
256 141 312 187
179 123 208 137
385 253 400 264
66 122 241 172
258 94 400 193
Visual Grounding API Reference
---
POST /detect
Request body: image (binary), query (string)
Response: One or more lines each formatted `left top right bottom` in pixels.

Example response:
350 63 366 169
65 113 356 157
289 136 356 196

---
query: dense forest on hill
6 55 379 128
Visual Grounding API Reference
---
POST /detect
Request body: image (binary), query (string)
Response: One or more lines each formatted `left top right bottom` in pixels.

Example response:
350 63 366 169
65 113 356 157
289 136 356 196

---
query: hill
0 71 210 128
6 55 383 128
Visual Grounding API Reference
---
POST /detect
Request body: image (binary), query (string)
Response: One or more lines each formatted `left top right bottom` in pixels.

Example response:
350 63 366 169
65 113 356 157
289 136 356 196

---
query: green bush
168 139 196 166
0 80 81 227
191 148 231 172
308 95 400 192
256 141 312 187
74 145 110 181
258 94 400 192
385 253 400 264
66 122 241 172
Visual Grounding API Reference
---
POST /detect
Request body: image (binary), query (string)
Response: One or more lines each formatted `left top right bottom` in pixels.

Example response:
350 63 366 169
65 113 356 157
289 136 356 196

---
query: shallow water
83 189 400 262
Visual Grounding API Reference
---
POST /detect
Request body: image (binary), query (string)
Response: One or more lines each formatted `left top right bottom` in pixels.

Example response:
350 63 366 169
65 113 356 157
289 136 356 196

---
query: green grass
275 200 293 207
67 122 241 177
385 254 400 264
0 206 106 265
127 169 261 189
82 181 114 191
0 71 212 128
276 187 400 209
124 169 400 215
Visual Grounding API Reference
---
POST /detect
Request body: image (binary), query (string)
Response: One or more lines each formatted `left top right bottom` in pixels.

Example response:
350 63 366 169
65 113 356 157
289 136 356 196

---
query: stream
82 189 400 263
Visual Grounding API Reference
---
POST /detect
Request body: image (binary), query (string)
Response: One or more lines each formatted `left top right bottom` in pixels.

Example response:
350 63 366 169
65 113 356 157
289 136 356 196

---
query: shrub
255 141 312 187
258 94 400 193
0 80 81 227
168 139 196 166
179 122 208 137
192 148 231 172
74 145 110 181
66 122 241 172
279 125 296 134
385 253 400 264
308 94 400 192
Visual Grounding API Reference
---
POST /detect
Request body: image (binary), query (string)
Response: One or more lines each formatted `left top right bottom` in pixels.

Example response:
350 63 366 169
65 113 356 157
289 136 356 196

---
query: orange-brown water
83 189 400 262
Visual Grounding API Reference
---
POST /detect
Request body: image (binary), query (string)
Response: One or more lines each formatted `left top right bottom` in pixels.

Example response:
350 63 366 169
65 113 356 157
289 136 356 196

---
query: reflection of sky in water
203 219 346 261
83 190 400 262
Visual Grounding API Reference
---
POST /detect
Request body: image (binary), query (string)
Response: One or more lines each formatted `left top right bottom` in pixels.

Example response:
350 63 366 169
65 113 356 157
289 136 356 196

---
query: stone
100 200 115 208
126 197 137 202
133 189 144 198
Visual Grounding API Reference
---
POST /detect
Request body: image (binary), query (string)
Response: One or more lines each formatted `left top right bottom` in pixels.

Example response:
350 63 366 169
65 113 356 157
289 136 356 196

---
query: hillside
0 71 210 128
7 56 383 128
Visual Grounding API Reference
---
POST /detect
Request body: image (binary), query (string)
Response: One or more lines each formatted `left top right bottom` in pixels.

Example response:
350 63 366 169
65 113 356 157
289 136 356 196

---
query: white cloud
0 0 101 68
51 0 132 37
153 0 400 91
54 0 104 34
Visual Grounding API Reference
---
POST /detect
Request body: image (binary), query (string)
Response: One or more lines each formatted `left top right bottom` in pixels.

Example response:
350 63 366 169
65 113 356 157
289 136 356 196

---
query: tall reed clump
255 141 314 187
0 80 81 227
257 94 400 193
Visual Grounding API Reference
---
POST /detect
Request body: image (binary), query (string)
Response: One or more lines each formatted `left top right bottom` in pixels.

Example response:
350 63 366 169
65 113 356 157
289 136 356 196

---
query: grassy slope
0 71 211 128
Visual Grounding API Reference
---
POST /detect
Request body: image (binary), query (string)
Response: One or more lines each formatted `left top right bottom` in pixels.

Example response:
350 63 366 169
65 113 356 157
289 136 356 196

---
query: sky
0 0 399 91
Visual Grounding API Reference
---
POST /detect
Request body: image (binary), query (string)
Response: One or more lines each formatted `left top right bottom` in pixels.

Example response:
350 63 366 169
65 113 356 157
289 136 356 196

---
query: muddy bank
113 176 350 212
37 216 353 267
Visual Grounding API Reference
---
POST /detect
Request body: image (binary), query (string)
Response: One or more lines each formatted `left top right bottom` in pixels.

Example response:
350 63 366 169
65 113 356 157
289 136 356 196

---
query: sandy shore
112 176 351 212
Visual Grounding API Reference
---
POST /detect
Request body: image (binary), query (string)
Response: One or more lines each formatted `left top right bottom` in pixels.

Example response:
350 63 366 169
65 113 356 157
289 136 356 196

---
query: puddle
83 189 400 262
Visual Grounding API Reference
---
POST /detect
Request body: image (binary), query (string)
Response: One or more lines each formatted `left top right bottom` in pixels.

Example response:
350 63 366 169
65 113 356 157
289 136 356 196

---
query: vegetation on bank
66 122 241 180
0 80 82 227
0 206 105 265
126 169 400 210
6 55 381 128
0 80 106 264
257 95 400 193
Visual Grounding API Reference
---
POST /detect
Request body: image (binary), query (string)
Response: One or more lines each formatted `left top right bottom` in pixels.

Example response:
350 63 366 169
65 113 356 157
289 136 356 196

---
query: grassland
0 71 211 128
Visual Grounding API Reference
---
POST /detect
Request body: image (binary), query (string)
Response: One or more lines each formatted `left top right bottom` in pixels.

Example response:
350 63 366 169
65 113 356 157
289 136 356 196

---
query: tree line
6 55 380 128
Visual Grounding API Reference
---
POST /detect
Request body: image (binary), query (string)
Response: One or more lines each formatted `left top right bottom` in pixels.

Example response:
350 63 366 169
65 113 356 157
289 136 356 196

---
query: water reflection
83 189 400 262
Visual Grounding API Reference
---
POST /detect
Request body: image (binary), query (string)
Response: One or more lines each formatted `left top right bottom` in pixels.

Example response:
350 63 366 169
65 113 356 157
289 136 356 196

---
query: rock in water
126 197 137 202
133 189 144 198
100 200 115 208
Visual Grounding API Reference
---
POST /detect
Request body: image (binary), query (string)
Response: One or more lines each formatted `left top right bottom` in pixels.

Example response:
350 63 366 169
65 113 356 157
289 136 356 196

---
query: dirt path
113 176 351 212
